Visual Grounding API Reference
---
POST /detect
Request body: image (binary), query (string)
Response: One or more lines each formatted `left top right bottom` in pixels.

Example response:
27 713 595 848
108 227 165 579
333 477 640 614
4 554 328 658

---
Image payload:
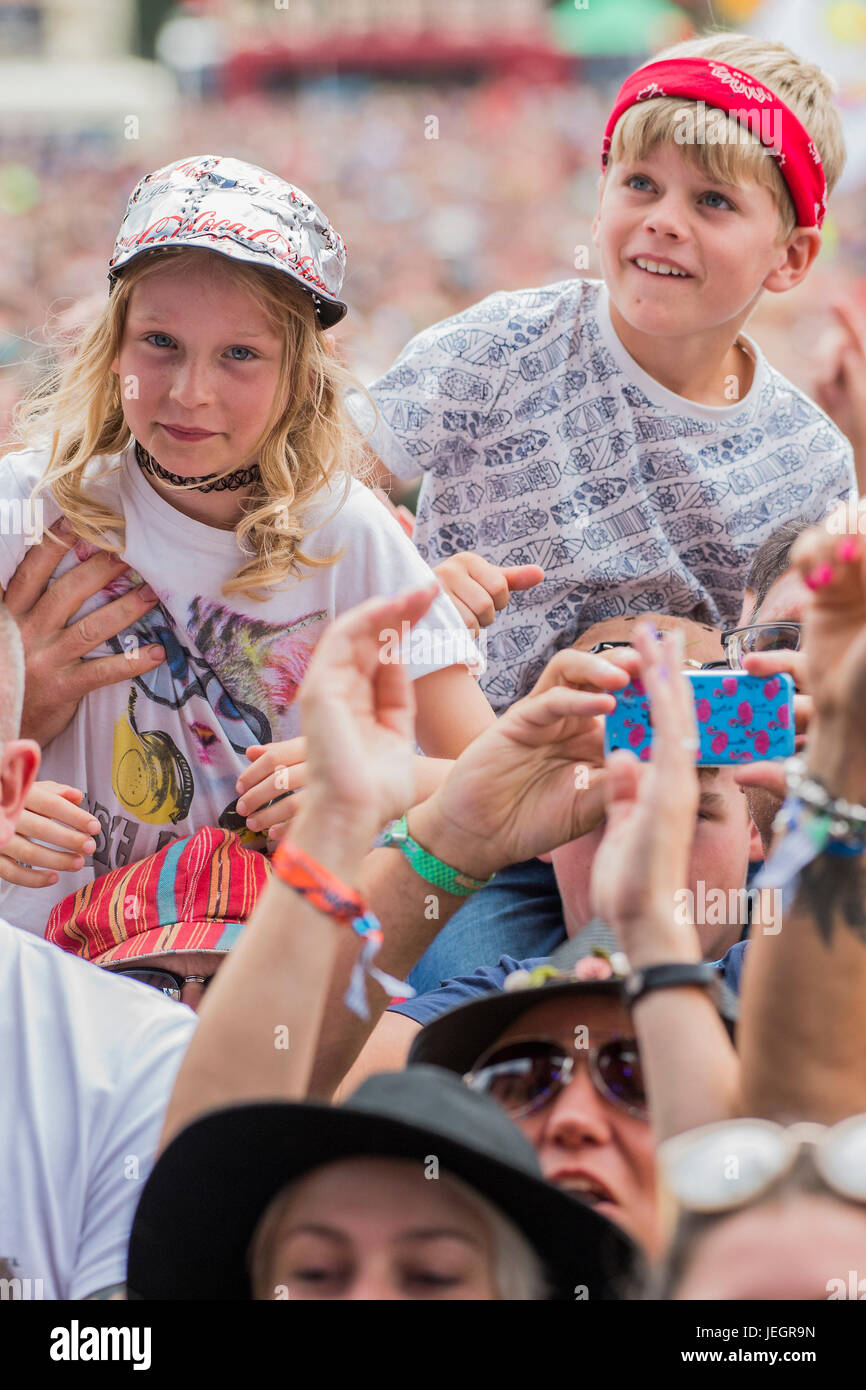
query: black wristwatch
623 961 720 1009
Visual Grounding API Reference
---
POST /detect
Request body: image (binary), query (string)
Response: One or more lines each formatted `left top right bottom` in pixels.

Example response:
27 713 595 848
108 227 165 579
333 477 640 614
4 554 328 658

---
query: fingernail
87 819 100 833
836 538 859 563
236 798 247 814
246 815 259 830
147 645 165 660
805 564 834 590
81 839 96 855
139 584 157 602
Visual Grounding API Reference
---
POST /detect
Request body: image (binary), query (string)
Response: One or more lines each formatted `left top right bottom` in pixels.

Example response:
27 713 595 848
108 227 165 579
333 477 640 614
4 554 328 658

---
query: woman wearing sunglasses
409 624 743 1260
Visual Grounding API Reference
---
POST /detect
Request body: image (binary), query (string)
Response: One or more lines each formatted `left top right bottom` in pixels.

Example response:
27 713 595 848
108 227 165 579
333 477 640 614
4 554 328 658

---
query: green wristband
381 814 495 897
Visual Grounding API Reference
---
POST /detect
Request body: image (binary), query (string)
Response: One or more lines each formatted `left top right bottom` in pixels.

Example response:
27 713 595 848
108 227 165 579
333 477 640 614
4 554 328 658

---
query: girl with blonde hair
0 155 492 934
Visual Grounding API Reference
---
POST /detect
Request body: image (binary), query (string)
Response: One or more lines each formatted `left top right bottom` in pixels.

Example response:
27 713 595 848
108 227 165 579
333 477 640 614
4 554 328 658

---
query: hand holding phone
604 670 795 765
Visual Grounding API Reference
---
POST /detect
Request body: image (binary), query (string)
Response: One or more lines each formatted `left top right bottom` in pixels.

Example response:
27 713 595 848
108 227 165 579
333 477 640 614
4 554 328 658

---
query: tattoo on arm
799 857 866 946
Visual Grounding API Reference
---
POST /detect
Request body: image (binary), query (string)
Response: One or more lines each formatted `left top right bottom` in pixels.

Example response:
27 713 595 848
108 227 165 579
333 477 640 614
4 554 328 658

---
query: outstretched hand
589 623 702 964
418 647 639 877
788 510 866 802
293 582 439 846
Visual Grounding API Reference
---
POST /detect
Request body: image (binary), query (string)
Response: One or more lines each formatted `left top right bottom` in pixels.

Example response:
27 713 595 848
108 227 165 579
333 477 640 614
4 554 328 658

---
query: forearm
626 925 740 1141
307 794 499 1097
739 854 866 1123
160 808 369 1150
739 729 866 1123
411 756 454 802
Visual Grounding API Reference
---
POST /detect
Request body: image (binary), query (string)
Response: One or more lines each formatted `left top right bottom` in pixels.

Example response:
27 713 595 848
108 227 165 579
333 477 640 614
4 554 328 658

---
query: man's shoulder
0 917 196 1047
388 952 552 1026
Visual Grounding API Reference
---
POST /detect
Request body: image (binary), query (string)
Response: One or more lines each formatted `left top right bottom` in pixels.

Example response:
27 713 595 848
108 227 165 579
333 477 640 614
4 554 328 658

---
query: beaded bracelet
272 840 414 1019
755 763 866 906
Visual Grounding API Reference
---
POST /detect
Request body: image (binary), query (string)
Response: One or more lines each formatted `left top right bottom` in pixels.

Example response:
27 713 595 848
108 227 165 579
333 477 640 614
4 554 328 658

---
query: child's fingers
237 739 305 793
0 855 59 888
1 833 87 872
501 565 545 591
15 809 96 856
238 765 306 821
247 793 301 833
266 799 303 841
25 783 100 835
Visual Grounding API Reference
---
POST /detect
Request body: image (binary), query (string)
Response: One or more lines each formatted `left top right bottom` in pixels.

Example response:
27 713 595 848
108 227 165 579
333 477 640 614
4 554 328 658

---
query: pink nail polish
805 564 833 589
836 538 859 563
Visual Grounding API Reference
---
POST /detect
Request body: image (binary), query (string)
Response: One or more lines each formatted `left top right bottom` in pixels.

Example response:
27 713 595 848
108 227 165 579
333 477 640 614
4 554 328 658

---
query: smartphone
603 671 795 765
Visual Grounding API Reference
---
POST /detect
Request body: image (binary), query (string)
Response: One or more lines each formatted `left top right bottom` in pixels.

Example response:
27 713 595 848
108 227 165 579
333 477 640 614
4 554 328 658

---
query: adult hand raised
3 522 165 747
589 624 702 962
410 648 635 879
788 509 866 803
293 581 439 852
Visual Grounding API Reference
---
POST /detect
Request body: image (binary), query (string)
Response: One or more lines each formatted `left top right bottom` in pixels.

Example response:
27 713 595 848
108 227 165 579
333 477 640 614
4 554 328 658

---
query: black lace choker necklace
134 440 260 493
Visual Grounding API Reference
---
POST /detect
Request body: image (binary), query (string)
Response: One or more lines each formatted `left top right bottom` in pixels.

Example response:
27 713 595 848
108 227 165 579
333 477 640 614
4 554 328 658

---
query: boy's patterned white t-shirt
361 277 855 711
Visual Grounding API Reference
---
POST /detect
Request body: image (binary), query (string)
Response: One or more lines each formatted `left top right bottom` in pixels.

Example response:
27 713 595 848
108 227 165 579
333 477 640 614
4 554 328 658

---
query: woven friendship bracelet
381 814 495 897
272 838 364 922
272 839 415 1018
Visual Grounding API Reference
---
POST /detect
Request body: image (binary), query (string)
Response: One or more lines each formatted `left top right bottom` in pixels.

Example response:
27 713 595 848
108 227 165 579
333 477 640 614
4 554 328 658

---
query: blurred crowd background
1 0 866 443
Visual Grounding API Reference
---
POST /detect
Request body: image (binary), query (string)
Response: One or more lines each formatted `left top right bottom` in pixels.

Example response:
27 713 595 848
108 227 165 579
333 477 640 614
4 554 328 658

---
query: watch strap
624 961 720 1009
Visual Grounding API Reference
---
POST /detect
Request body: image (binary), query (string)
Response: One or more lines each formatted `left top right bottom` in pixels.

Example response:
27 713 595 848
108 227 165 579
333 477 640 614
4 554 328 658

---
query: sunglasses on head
588 639 727 671
463 1036 647 1121
108 965 215 1001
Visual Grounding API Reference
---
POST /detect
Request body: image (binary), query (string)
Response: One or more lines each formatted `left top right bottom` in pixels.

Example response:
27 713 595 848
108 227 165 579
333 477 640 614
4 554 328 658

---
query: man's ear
0 740 40 845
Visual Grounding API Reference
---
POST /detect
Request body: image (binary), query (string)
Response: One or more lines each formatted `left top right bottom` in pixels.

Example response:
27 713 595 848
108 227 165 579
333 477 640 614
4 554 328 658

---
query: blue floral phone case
603 671 796 765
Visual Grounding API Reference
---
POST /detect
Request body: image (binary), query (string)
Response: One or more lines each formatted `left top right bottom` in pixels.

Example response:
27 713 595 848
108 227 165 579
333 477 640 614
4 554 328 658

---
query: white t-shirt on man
359 277 856 712
0 444 479 933
0 919 195 1299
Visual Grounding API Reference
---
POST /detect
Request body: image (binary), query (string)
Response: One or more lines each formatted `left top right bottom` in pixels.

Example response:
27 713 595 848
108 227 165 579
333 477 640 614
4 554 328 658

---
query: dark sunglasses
588 640 727 671
108 965 215 1001
464 1036 647 1121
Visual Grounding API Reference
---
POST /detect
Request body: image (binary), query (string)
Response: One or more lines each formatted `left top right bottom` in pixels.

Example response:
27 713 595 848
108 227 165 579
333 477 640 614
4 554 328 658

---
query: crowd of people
3 27 866 1310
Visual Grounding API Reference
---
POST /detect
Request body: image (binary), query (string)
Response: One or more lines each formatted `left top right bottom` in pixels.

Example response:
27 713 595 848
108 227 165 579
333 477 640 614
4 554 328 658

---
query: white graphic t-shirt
360 277 855 711
0 920 195 1299
0 444 479 934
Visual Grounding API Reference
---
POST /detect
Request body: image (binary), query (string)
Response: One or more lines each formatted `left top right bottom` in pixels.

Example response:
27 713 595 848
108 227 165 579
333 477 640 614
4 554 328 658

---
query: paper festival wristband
380 813 496 896
272 839 414 1019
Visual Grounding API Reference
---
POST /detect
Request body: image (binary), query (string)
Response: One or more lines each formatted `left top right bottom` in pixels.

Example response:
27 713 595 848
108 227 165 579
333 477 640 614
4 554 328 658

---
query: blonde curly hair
12 245 374 599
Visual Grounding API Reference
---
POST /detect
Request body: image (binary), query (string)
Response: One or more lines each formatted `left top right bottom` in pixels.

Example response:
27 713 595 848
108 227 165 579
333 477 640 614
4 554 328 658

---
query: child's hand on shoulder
235 739 306 839
0 781 100 888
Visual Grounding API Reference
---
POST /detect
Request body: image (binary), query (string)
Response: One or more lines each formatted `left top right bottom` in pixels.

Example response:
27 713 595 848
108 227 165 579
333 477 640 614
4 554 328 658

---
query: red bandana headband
601 58 827 229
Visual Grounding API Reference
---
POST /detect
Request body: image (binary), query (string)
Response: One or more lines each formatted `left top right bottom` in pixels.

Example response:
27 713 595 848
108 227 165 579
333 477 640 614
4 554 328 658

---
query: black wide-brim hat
128 1067 638 1301
408 927 739 1075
